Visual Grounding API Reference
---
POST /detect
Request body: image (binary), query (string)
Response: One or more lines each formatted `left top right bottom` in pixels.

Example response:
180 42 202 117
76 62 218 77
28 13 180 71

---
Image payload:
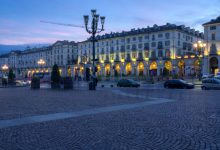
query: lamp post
2 64 9 75
37 59 46 72
193 40 206 81
84 9 105 90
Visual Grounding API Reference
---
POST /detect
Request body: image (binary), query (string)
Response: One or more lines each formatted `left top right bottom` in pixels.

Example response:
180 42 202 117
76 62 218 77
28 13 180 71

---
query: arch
150 61 157 70
105 64 111 76
126 63 132 75
96 64 101 73
164 61 172 71
210 57 219 74
138 62 144 76
150 61 157 76
80 65 84 74
67 66 71 77
115 64 120 76
178 60 185 77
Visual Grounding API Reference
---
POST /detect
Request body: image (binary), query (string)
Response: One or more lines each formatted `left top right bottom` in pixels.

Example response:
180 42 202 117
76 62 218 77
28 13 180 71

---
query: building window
165 50 170 57
165 33 170 39
165 41 170 46
151 42 156 47
126 45 130 50
144 43 149 50
183 42 187 50
138 43 143 49
138 36 143 42
144 50 149 58
152 35 155 41
127 38 130 43
132 37 136 41
144 35 149 39
158 34 163 38
212 33 216 40
178 33 181 39
151 51 156 58
132 44 137 50
121 53 125 59
210 26 216 30
158 41 163 49
158 50 163 57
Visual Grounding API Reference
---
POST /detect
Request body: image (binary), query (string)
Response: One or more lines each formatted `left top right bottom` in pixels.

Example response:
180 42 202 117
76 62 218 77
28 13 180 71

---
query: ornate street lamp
37 59 46 72
193 40 206 80
2 64 9 71
83 9 105 90
1 64 9 78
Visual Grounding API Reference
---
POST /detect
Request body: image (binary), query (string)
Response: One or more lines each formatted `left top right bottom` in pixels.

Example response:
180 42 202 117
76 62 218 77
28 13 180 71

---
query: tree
8 68 15 84
51 64 61 88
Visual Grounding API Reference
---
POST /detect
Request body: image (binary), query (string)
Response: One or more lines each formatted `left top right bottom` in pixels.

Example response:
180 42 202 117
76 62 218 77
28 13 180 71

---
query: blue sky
0 0 219 45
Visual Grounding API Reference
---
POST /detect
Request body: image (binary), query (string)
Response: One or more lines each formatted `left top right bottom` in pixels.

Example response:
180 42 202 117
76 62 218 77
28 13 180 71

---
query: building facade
0 40 78 78
203 16 220 75
77 23 203 79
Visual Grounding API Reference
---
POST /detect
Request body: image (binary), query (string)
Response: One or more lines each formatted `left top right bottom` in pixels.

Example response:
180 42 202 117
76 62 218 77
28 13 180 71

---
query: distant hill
0 44 51 54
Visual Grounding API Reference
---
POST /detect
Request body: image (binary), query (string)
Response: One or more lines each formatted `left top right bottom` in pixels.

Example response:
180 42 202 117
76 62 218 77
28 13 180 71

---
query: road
0 85 219 150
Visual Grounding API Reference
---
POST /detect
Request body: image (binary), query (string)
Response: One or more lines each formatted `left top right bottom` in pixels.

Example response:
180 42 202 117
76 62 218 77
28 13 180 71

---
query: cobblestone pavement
0 87 220 150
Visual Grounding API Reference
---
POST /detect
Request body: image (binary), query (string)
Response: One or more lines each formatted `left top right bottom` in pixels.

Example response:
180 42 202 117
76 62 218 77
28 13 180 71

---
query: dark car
117 79 140 87
164 79 194 89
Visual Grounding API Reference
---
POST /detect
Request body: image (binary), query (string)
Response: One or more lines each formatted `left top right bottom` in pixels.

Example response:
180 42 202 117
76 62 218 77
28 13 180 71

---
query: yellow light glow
121 59 125 63
144 58 149 61
176 56 181 59
100 60 104 63
150 61 157 70
194 44 198 48
164 61 172 71
204 50 209 56
59 69 62 75
184 55 188 59
96 65 101 72
1 64 9 70
217 51 220 55
105 64 110 71
132 58 136 62
138 62 144 70
37 59 46 65
110 59 114 63
190 55 195 58
115 64 120 71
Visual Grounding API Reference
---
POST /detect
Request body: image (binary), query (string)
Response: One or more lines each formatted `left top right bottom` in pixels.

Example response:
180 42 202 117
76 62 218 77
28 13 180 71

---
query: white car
201 78 220 90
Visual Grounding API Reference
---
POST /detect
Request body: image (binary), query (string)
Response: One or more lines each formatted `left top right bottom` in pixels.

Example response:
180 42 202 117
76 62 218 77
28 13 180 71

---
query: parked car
117 79 140 87
214 75 220 80
164 79 194 89
201 78 220 90
202 74 214 80
15 80 28 86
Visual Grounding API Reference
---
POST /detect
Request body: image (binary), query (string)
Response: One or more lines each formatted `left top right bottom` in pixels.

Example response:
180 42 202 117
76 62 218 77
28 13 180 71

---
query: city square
0 85 220 149
1 0 220 149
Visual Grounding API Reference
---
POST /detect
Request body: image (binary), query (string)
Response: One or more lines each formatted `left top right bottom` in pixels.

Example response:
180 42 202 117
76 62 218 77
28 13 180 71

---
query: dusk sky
0 0 219 45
